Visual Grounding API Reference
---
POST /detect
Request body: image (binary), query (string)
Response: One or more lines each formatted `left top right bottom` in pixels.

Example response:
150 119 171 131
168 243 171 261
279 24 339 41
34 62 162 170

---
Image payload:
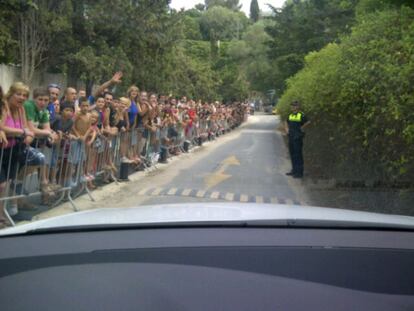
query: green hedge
278 6 414 181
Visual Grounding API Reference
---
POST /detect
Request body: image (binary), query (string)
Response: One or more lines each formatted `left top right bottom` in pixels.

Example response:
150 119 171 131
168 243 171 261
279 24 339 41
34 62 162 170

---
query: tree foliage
228 21 275 97
0 0 72 84
265 0 358 94
249 0 260 22
199 6 248 41
278 5 414 181
2 0 412 182
0 0 254 101
205 0 242 11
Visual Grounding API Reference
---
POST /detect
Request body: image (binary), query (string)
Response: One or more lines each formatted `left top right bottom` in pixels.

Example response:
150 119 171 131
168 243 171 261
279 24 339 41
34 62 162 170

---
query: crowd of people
0 72 249 227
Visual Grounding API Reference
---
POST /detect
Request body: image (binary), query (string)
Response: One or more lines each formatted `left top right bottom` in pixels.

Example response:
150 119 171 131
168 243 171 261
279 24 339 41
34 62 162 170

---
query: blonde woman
127 85 139 130
119 97 132 163
126 86 141 164
0 82 34 220
0 86 9 227
0 86 8 149
116 97 129 132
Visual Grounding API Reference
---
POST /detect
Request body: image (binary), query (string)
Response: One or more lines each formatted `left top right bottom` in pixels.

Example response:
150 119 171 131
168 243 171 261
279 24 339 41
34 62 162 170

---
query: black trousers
288 136 304 176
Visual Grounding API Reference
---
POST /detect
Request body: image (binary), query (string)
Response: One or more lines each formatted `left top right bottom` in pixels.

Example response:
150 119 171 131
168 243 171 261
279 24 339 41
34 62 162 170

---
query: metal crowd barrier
0 109 247 226
0 136 85 225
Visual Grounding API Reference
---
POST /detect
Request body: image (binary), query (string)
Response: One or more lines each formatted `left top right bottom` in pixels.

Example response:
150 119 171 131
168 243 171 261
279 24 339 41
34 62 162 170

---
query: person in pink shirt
0 82 34 222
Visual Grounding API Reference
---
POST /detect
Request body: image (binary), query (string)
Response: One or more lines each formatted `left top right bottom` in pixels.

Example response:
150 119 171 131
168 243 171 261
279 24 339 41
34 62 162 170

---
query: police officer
285 101 310 178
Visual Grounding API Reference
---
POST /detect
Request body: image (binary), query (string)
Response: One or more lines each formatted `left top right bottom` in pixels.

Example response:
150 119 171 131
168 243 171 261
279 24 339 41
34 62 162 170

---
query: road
25 113 413 223
139 114 308 206
31 114 310 222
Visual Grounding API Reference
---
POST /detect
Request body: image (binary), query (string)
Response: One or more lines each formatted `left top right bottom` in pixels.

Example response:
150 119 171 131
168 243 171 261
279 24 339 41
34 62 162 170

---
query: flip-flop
87 183 97 190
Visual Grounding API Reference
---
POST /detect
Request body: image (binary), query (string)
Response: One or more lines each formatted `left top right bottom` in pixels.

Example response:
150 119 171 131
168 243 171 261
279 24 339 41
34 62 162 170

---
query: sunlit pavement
26 114 310 224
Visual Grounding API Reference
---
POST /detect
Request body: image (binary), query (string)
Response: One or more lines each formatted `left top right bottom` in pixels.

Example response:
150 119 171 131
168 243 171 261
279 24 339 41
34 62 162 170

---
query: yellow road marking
270 197 279 204
196 190 206 198
204 155 240 189
255 196 264 203
221 155 241 166
240 194 249 202
204 171 231 190
167 188 178 195
182 188 192 196
210 191 220 199
225 193 235 201
285 199 294 205
138 187 151 195
151 188 163 196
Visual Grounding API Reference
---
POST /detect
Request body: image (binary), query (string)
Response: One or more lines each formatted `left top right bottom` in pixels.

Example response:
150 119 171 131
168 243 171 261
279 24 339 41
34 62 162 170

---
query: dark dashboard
1 227 414 311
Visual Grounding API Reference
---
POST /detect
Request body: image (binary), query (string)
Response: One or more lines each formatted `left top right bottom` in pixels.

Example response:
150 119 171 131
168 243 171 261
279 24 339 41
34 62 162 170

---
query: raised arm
93 72 123 98
137 101 149 117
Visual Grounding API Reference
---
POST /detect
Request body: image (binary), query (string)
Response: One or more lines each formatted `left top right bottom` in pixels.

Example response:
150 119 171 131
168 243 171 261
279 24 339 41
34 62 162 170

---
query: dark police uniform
287 111 309 177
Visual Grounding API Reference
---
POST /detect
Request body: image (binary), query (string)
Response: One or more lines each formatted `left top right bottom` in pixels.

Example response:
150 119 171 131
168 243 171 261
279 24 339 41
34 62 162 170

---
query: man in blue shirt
47 83 61 122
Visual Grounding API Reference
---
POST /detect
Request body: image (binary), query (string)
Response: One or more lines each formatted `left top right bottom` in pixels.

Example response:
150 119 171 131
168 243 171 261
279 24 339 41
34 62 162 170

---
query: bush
278 6 414 182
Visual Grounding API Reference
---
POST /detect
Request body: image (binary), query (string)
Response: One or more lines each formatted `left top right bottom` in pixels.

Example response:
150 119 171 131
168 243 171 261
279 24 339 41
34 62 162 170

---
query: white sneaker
6 204 18 216
153 154 160 162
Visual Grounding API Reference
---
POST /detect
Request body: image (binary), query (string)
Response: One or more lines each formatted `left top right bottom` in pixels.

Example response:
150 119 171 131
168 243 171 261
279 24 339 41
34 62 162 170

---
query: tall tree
63 0 182 94
228 21 274 97
16 0 71 85
200 6 248 41
0 1 23 64
265 0 358 93
249 0 260 22
205 0 242 11
195 3 206 11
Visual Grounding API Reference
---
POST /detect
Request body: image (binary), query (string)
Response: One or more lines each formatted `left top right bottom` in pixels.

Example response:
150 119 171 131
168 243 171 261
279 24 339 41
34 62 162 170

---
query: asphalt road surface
139 114 308 206
30 114 310 222
19 113 413 224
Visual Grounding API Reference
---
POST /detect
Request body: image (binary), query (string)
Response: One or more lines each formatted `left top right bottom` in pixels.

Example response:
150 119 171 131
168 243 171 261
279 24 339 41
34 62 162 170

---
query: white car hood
1 203 414 236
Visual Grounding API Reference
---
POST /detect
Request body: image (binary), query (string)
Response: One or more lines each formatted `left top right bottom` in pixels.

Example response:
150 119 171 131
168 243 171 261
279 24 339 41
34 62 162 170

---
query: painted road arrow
204 155 240 189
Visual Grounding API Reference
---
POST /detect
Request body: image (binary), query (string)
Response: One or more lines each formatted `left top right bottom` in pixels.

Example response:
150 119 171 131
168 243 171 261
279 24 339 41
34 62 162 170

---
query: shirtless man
73 97 92 141
65 97 91 186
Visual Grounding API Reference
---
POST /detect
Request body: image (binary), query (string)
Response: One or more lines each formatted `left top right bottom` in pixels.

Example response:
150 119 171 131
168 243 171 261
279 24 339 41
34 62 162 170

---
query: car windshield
0 0 413 232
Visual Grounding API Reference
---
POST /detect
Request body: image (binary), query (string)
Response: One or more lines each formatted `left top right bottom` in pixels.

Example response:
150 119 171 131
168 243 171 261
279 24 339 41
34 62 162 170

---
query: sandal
41 184 55 196
49 183 62 191
87 182 97 190
103 165 113 172
110 163 118 173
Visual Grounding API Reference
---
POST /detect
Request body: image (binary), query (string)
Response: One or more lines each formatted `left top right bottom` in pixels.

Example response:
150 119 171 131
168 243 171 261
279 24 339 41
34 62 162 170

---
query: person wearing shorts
24 87 59 194
0 82 34 217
